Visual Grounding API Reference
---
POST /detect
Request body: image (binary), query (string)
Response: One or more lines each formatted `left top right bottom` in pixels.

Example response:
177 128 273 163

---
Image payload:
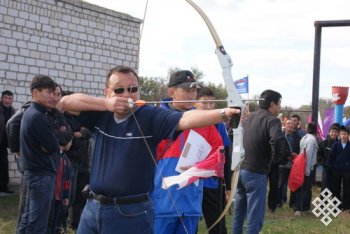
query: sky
83 0 350 108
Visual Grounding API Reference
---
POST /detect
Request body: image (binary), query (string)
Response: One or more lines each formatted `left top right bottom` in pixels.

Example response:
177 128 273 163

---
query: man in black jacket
232 90 294 234
6 100 30 226
7 84 68 229
0 90 15 193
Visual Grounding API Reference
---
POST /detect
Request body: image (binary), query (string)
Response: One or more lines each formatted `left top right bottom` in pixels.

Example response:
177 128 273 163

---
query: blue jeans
232 169 267 234
17 174 55 234
69 161 79 205
77 197 154 234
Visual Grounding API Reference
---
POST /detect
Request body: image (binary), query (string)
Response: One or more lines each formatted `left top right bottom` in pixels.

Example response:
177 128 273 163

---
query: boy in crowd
196 87 231 234
329 125 350 210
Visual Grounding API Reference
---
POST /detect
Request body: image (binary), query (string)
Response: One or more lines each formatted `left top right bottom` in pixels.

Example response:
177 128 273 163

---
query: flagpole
247 75 249 101
246 75 250 110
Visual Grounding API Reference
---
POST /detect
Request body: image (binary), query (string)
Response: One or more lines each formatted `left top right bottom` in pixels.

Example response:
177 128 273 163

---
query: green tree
139 76 168 101
204 82 227 109
281 98 333 126
167 66 204 81
245 95 259 112
280 106 294 118
140 66 258 111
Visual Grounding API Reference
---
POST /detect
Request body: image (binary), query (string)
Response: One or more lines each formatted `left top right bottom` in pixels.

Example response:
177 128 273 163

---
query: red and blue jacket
54 151 71 201
151 101 223 217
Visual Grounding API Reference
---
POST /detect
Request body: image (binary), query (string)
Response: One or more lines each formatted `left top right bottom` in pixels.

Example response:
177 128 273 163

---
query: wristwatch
220 108 229 122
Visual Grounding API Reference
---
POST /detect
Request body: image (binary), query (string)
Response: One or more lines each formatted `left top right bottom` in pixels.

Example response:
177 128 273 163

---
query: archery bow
184 0 245 231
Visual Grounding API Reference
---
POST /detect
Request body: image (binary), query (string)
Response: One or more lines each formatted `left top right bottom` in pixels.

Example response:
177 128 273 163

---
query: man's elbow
58 96 69 111
177 118 191 131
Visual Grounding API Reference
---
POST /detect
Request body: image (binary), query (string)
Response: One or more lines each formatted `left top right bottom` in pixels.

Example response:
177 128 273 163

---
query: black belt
89 191 149 205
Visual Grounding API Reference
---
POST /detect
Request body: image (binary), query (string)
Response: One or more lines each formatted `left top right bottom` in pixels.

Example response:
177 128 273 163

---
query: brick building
0 0 142 183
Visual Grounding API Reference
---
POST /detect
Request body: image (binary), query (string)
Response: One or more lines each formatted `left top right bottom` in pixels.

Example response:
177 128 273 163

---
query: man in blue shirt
18 75 60 234
59 65 240 234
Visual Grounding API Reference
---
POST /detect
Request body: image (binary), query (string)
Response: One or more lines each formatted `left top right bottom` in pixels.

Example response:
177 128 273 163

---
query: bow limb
184 0 246 231
184 0 243 110
208 166 239 231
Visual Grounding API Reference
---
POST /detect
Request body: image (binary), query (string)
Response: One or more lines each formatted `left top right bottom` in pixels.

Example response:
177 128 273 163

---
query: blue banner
234 76 249 94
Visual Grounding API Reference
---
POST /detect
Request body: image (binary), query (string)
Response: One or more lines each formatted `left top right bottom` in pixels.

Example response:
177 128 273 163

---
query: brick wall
0 0 142 184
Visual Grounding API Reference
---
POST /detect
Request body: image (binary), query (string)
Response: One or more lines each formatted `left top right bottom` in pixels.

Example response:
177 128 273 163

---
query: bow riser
215 47 244 109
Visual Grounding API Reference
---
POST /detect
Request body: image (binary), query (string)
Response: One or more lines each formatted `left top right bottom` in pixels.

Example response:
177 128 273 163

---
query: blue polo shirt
79 105 182 197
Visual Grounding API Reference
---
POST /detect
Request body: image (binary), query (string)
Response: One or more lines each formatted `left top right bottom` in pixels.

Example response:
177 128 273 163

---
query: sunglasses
113 87 139 94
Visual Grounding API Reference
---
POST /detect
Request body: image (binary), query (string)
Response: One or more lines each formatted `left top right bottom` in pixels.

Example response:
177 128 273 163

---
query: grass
0 194 18 233
1 186 350 234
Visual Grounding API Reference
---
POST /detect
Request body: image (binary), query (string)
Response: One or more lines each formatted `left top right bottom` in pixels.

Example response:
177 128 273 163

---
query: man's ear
31 89 38 99
167 87 175 98
268 102 273 109
104 87 108 97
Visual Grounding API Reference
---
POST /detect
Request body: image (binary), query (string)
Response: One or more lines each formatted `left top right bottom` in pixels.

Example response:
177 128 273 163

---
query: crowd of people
3 78 92 234
0 65 349 234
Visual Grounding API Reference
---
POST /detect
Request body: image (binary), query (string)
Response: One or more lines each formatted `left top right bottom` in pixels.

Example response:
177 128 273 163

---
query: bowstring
137 0 149 70
139 0 149 41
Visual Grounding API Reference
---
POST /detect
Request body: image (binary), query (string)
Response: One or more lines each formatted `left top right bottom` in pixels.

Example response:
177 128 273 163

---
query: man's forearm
59 93 107 112
178 108 239 131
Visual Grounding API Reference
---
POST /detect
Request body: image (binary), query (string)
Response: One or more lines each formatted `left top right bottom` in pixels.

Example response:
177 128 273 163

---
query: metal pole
311 24 322 123
314 20 350 27
311 19 350 123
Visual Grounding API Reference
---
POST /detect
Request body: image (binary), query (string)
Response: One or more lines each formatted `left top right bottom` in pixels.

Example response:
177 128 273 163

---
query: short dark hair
291 114 301 121
330 122 341 130
329 125 340 132
54 83 62 93
106 65 139 87
1 90 13 97
258 89 282 110
339 125 349 134
197 87 214 99
30 75 56 92
62 90 74 96
306 122 317 134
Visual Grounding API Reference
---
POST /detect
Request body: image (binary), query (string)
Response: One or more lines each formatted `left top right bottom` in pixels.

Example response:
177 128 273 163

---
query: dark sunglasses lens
114 87 138 94
129 87 138 93
114 88 124 94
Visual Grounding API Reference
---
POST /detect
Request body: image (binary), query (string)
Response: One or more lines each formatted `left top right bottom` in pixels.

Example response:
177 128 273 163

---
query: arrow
129 99 264 107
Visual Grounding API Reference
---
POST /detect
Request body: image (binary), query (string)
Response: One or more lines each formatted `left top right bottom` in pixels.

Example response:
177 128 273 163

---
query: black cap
168 70 201 89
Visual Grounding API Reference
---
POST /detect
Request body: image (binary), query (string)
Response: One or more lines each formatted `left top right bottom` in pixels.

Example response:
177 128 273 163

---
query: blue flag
234 76 249 94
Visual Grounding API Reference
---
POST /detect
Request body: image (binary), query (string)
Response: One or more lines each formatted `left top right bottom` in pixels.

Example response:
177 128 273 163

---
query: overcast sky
84 0 350 108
